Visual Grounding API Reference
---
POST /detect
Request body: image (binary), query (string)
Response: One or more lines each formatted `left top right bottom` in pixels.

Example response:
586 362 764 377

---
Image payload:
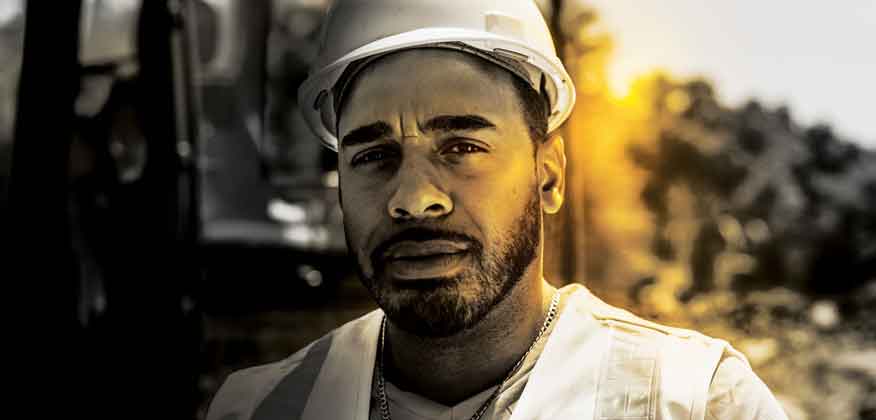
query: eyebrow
422 115 496 133
339 115 496 148
340 121 393 148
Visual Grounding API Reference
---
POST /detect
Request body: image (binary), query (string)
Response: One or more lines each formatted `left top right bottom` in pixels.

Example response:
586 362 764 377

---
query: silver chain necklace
376 291 561 420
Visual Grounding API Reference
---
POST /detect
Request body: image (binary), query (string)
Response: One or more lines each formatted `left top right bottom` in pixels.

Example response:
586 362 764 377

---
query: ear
538 134 566 214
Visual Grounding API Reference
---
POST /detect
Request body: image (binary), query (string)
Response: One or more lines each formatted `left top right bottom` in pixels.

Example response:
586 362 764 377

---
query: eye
351 147 397 167
443 142 487 155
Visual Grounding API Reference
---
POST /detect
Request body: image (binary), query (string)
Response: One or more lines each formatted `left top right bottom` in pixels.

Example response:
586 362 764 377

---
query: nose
387 161 453 221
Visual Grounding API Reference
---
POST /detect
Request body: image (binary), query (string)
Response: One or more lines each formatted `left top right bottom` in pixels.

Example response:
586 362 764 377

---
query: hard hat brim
298 27 576 151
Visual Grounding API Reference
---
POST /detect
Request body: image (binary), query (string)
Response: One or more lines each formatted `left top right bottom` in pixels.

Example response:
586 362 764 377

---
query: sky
584 0 876 148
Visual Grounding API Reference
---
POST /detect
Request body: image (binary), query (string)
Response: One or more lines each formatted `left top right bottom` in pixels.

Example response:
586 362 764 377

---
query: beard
346 187 541 338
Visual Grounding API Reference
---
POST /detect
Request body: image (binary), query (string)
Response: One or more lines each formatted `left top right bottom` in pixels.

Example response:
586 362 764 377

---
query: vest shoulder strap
206 309 383 420
585 292 729 420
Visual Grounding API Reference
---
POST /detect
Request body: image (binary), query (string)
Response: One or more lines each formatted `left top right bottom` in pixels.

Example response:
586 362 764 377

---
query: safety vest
207 285 743 420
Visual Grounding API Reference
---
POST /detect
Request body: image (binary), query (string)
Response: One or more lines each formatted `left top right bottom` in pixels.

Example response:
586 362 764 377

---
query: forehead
337 49 524 137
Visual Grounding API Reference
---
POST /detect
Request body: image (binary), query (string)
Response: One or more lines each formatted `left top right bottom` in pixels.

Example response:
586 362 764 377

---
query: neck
383 272 556 406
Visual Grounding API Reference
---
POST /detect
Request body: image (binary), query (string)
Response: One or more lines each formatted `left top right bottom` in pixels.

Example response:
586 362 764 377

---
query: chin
369 271 514 338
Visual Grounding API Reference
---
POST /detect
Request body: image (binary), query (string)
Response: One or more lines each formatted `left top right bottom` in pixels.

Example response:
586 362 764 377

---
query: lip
384 251 472 281
380 239 473 281
384 239 471 259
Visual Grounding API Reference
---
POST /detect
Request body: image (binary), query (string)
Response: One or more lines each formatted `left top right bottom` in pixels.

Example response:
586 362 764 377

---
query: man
208 1 788 419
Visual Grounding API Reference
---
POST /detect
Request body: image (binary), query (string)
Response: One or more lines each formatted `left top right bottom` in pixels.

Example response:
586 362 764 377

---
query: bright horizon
585 0 876 148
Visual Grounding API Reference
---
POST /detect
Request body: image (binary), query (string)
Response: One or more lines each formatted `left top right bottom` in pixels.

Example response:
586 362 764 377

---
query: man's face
337 49 542 337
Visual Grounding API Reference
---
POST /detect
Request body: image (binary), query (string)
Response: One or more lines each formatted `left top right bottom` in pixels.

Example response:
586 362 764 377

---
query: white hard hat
298 0 576 150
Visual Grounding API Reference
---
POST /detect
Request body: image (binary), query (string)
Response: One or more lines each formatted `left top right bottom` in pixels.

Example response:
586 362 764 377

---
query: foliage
548 4 876 418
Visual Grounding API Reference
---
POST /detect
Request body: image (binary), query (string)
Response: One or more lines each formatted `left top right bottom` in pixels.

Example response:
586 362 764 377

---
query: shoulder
706 354 789 420
563 283 728 352
205 339 323 420
560 284 786 419
569 283 728 375
205 309 383 420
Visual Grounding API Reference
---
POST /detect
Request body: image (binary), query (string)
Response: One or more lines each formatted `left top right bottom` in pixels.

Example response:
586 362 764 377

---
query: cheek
339 179 386 249
456 156 536 239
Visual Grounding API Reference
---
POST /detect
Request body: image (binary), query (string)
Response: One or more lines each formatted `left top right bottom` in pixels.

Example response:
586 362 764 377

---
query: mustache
370 227 482 268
